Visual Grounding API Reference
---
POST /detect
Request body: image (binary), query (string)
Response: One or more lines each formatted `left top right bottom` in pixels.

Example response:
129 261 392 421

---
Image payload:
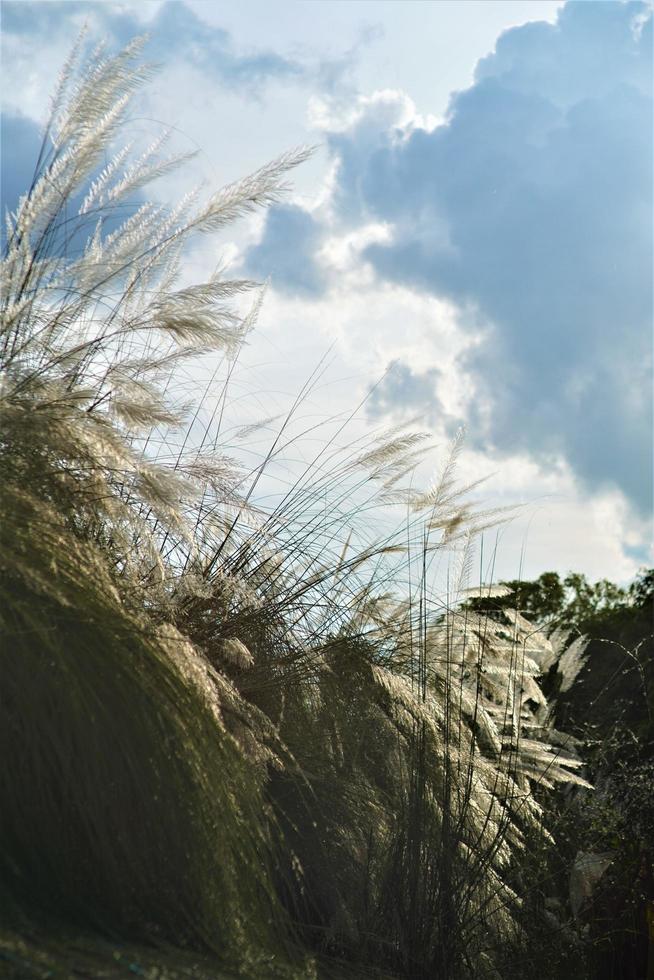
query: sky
1 0 652 584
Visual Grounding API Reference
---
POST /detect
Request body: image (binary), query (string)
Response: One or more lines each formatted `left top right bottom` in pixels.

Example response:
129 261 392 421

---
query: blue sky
2 0 652 582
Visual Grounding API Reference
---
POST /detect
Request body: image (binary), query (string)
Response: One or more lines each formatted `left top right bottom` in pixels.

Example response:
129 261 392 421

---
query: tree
466 568 652 634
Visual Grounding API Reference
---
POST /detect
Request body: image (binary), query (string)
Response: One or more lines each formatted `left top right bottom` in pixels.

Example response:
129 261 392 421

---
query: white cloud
307 88 438 136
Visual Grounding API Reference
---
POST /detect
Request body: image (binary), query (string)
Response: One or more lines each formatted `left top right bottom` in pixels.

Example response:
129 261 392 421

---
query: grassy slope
0 927 238 980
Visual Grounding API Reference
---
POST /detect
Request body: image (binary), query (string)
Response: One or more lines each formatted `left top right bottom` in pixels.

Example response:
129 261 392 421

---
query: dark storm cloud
360 2 652 512
248 1 653 512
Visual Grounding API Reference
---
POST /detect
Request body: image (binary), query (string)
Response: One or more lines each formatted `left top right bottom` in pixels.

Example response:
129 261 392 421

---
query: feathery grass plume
0 33 315 976
1 31 592 980
0 31 315 581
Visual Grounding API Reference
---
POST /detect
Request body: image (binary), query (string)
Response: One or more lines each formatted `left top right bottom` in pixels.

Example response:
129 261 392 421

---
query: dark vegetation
467 569 654 979
1 37 652 980
466 568 653 747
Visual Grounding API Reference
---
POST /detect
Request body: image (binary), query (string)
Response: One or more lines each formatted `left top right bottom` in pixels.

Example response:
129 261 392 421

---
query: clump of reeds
0 34 590 979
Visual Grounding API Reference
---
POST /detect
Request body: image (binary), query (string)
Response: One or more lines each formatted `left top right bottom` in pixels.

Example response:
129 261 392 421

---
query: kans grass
0 37 592 979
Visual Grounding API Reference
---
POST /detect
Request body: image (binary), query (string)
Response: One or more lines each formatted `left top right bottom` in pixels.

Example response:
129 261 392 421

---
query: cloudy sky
2 0 652 584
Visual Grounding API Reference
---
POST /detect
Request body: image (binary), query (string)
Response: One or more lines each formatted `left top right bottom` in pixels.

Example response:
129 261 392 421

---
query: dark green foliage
557 572 653 751
466 567 653 633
